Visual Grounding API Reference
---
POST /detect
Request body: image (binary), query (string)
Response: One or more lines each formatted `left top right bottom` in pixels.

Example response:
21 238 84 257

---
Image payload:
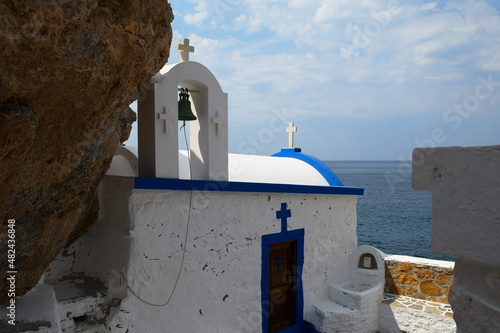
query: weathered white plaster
68 176 359 332
71 177 134 296
138 61 228 180
412 145 500 332
49 274 110 332
34 177 135 332
412 145 500 264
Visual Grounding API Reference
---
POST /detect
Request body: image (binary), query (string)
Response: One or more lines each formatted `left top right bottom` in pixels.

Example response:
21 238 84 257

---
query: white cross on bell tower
175 38 195 62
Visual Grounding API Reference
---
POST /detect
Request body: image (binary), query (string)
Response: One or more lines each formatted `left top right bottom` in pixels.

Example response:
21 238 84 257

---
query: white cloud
183 1 209 26
313 3 341 23
166 0 500 152
183 11 207 26
479 50 500 71
421 2 437 11
424 73 464 80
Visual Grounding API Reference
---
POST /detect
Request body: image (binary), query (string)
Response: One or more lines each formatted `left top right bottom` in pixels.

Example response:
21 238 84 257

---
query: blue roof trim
134 177 363 196
272 148 345 187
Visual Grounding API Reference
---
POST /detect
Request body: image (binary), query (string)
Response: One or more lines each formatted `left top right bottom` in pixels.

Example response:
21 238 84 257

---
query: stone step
309 300 361 333
45 272 120 332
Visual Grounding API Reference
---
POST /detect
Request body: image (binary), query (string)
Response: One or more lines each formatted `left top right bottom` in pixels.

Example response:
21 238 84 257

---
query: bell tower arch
138 60 228 181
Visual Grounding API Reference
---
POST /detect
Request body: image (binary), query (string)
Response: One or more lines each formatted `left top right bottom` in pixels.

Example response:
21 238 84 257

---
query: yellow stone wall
384 259 454 304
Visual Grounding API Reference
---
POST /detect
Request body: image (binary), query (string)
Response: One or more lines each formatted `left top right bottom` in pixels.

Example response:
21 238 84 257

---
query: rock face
0 0 173 303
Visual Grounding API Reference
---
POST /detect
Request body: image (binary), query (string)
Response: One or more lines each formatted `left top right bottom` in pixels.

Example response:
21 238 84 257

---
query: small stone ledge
384 255 455 304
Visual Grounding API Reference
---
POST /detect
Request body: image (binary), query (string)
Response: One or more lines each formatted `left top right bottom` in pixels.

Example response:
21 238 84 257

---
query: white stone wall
412 145 500 332
89 178 359 332
412 145 500 264
70 177 134 299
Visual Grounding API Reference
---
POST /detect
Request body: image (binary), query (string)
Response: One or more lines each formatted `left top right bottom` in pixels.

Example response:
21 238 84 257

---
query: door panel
269 240 297 333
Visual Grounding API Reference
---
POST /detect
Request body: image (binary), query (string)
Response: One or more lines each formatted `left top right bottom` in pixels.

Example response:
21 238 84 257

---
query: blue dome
272 148 344 187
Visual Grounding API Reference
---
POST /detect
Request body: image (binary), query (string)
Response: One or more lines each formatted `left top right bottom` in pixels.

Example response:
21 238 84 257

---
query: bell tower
137 39 229 181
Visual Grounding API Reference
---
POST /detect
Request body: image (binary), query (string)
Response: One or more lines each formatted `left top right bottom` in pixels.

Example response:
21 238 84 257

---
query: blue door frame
261 227 304 333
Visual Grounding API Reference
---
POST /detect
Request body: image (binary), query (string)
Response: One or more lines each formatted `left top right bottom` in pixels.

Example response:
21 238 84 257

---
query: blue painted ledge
134 177 363 196
272 148 344 187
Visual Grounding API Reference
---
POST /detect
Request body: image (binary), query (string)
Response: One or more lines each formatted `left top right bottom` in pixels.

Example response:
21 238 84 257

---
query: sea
325 160 455 262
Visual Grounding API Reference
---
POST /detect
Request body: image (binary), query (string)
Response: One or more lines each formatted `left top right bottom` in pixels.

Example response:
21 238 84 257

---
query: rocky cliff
0 0 173 304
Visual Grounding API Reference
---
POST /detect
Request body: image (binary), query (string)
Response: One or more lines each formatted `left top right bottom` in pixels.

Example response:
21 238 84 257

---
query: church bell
178 88 197 121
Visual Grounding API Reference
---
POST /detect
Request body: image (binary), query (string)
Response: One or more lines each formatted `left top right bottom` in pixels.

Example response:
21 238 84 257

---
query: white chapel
14 39 388 333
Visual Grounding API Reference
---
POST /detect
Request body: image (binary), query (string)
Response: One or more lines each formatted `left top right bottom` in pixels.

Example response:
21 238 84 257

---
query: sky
125 0 500 161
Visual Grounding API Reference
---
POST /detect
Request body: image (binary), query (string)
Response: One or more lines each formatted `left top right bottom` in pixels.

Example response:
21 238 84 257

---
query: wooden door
268 240 297 332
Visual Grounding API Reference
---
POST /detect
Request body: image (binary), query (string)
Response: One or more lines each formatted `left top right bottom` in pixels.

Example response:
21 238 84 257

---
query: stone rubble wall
384 255 455 304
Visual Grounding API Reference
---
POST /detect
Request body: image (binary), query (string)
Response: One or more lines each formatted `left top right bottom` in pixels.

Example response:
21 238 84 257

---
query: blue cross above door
276 202 291 233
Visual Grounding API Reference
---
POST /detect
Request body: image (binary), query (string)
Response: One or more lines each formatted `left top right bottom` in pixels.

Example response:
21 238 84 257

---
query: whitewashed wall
412 145 500 332
80 176 359 332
